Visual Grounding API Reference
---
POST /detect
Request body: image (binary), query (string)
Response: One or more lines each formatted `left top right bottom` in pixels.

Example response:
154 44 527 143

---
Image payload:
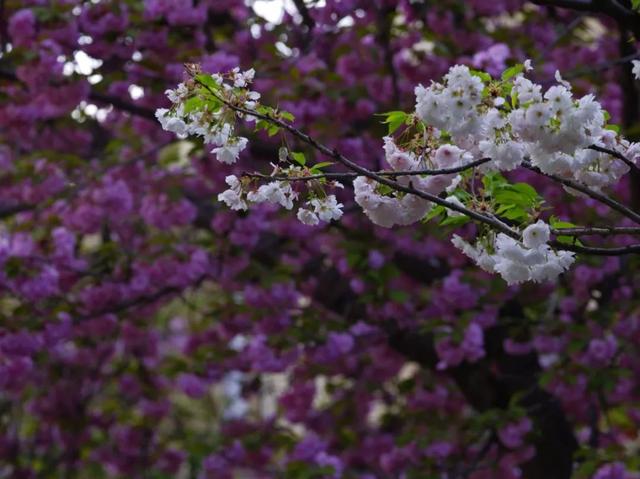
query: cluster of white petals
247 181 298 210
217 174 343 225
452 221 575 285
415 65 485 138
217 175 247 211
156 69 260 165
297 195 344 225
353 138 472 228
158 62 640 286
414 64 633 190
218 175 298 211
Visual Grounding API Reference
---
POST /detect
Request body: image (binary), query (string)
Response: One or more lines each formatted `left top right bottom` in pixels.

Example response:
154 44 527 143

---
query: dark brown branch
588 145 639 174
552 240 640 255
0 202 35 219
376 4 401 107
194 76 640 257
530 0 640 37
291 0 315 32
552 226 640 235
522 161 640 225
88 91 156 120
77 274 208 322
0 67 156 120
0 0 7 53
564 51 640 79
241 157 492 182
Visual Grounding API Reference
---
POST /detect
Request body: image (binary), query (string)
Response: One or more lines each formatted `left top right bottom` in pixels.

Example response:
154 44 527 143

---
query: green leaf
501 207 527 221
554 235 583 247
440 214 470 227
182 96 203 114
158 141 195 168
549 217 583 246
280 110 295 122
379 110 408 134
501 64 524 81
310 161 334 171
549 216 576 229
290 151 306 166
195 73 220 91
491 180 543 224
482 172 508 195
424 205 446 222
605 124 621 133
285 461 336 479
633 0 640 11
389 290 409 302
256 104 274 115
470 69 492 82
494 183 541 209
267 124 280 137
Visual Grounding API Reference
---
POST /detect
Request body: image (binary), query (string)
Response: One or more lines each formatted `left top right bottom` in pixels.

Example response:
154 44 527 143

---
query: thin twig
564 51 640 79
241 157 491 182
588 145 639 174
552 226 640 235
530 0 640 38
194 76 640 257
552 241 640 255
522 161 640 225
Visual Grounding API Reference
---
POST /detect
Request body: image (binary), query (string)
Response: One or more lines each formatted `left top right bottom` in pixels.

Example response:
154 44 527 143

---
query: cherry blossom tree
1 1 640 479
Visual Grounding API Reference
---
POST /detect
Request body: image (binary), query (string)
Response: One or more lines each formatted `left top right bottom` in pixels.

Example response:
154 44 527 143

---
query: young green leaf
501 64 524 81
290 151 306 166
310 161 334 171
470 69 492 82
379 111 408 134
182 96 203 114
194 73 220 90
280 110 295 122
440 214 470 227
424 205 446 222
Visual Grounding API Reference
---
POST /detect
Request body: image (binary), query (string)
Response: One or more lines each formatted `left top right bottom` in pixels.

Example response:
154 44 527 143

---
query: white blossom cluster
156 68 259 165
218 174 343 225
352 138 470 228
633 60 640 80
297 195 344 225
156 62 640 285
452 220 575 285
414 63 633 190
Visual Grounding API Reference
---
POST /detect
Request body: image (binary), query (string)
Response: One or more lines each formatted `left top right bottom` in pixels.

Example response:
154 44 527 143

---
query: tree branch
552 226 640 235
530 0 640 37
241 157 492 182
194 76 521 238
522 161 640 225
291 0 315 32
0 67 157 120
588 144 639 174
194 76 640 257
551 241 640 255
